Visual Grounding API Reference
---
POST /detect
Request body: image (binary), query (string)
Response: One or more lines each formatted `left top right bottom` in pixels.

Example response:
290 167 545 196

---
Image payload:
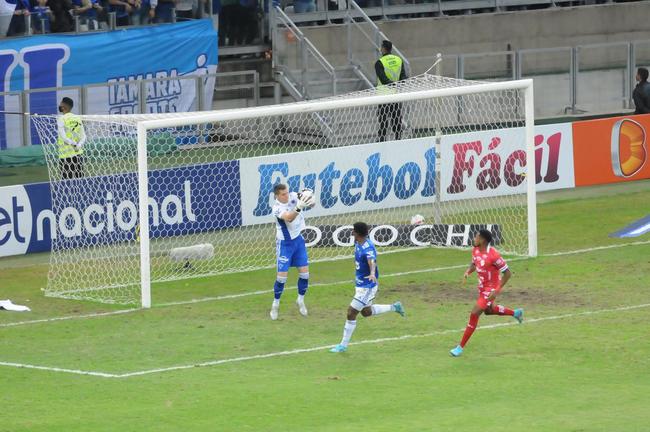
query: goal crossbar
138 79 534 130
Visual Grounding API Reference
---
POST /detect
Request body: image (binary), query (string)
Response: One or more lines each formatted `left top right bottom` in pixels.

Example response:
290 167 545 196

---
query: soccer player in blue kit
330 222 405 353
270 184 315 320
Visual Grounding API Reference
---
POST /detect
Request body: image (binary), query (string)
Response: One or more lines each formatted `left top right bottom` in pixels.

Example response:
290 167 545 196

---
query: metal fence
272 6 338 100
0 70 263 148
409 40 650 118
283 0 638 25
3 40 649 147
0 3 215 39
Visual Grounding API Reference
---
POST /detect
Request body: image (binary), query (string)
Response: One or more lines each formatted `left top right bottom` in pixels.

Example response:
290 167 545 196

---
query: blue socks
274 276 287 300
274 273 308 299
298 272 309 296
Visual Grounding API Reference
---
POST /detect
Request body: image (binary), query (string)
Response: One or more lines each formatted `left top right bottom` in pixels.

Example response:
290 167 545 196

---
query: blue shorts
276 236 309 272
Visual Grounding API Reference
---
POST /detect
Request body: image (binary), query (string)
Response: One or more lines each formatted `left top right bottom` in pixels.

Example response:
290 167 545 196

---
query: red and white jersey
472 246 508 290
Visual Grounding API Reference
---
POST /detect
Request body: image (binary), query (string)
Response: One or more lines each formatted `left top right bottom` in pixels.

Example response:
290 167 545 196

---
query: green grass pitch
1 181 649 431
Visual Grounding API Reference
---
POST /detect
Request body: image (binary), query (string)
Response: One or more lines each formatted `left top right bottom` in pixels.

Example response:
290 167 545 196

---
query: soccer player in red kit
450 229 523 357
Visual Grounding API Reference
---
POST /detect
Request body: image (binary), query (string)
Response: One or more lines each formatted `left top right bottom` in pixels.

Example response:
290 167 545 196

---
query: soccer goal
32 73 536 307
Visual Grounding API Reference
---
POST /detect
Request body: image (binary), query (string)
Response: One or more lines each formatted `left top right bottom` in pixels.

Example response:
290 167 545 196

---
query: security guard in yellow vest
57 97 86 180
375 40 407 142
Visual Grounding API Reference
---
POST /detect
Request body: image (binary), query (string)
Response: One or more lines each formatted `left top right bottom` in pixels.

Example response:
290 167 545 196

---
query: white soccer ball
410 214 425 225
299 188 316 208
299 188 313 200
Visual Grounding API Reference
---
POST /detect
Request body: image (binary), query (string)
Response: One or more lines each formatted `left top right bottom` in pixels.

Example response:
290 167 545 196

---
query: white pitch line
157 240 650 307
0 361 118 378
118 302 650 378
1 302 648 379
0 263 476 327
2 240 650 329
155 262 474 308
0 308 139 328
542 240 650 257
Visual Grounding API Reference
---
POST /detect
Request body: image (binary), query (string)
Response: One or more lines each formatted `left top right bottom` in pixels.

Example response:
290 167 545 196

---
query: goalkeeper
269 184 315 321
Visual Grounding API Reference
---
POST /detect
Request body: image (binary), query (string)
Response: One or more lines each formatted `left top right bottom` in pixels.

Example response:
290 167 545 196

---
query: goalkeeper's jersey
272 192 306 241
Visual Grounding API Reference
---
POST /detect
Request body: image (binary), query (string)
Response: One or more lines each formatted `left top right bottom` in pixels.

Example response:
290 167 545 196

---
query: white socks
340 320 357 347
297 294 305 304
272 299 280 307
371 304 393 315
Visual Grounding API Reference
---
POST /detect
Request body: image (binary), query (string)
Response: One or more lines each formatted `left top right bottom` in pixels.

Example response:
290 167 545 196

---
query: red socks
460 306 515 348
489 305 514 316
460 313 479 348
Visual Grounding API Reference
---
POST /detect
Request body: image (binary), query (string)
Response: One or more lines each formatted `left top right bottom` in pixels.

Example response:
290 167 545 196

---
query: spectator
239 0 256 44
133 0 155 24
49 0 75 32
633 67 650 115
6 0 31 37
72 0 102 30
293 0 314 13
209 0 219 37
32 0 53 33
175 0 194 19
218 0 237 45
154 0 175 22
219 0 257 45
375 39 406 142
108 0 136 25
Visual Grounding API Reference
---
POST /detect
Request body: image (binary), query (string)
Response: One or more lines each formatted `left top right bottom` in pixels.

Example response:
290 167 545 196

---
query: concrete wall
302 2 650 68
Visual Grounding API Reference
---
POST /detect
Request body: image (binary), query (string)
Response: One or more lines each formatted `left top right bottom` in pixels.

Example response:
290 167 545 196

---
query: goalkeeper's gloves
295 196 315 212
295 198 307 212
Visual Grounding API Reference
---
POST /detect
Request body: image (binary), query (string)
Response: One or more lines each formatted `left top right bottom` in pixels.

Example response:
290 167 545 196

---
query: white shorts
350 286 378 311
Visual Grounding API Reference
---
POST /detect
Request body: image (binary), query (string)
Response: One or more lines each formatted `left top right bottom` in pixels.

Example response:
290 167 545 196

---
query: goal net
33 73 536 306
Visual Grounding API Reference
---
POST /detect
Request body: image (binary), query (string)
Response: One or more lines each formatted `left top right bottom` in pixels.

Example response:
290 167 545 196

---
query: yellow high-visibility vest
57 113 84 159
377 54 403 87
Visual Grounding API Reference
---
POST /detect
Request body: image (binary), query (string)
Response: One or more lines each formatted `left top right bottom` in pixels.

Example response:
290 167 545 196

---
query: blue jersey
355 239 378 288
73 0 98 18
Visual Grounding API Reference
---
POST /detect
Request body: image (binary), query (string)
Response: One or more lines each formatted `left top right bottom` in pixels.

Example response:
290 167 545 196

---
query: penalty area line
2 240 649 329
0 262 478 328
1 302 648 379
155 239 650 307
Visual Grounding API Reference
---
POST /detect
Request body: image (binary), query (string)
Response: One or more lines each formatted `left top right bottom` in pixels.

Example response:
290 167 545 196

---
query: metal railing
272 6 337 99
283 0 636 25
0 70 265 148
347 0 411 85
408 40 650 118
271 0 412 100
1 2 214 39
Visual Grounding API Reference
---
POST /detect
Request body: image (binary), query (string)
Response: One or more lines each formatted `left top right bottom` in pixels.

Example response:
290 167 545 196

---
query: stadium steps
272 96 379 147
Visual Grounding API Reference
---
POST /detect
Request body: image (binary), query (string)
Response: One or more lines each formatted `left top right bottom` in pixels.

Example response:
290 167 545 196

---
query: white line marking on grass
3 240 650 329
158 240 650 307
0 361 119 378
0 308 139 328
542 240 650 257
156 262 473 308
1 303 648 378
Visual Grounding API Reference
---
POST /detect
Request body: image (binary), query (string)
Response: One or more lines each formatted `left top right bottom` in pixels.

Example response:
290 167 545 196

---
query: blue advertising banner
239 137 438 226
0 20 218 149
0 160 241 258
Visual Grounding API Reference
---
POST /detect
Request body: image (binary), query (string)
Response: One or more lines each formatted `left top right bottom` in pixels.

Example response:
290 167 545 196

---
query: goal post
136 122 152 308
524 83 537 258
34 74 537 308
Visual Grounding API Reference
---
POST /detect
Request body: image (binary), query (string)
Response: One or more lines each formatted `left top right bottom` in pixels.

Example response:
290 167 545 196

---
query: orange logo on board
610 119 648 178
